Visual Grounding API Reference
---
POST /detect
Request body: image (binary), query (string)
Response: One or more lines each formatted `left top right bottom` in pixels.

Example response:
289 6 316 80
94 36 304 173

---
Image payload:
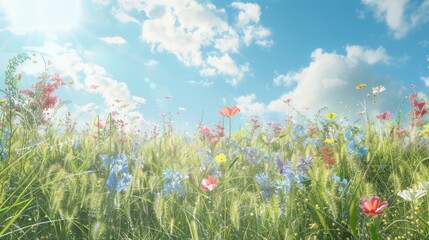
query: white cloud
421 76 429 87
236 45 403 120
22 42 146 130
112 0 271 85
144 59 158 66
186 80 214 87
99 36 127 44
234 94 266 116
346 45 390 65
206 53 248 78
362 0 429 39
231 2 261 27
113 8 140 24
274 72 296 86
231 2 272 47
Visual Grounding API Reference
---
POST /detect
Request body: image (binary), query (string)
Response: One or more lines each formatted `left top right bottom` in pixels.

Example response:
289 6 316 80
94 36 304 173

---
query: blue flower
332 174 348 193
72 139 82 150
162 168 187 197
104 154 133 192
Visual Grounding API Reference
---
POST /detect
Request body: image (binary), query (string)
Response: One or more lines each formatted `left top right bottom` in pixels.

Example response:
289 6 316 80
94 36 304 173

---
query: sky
0 0 428 133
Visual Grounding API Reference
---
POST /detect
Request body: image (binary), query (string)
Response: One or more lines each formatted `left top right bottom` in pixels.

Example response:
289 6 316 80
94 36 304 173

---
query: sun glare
1 0 81 34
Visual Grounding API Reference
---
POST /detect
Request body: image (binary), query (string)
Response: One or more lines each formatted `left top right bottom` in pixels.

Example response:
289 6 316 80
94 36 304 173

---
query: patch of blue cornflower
255 172 273 200
332 174 348 193
104 154 133 192
344 130 368 157
162 168 187 197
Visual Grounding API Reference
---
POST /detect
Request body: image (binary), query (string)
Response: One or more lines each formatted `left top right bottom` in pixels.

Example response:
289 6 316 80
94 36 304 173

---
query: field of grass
2 54 429 239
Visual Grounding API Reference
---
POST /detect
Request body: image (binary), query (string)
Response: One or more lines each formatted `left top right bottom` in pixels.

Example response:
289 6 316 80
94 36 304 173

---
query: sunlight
1 0 81 34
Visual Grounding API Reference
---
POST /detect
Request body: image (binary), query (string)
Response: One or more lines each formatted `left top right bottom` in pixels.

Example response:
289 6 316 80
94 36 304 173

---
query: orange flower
219 106 240 118
359 196 388 217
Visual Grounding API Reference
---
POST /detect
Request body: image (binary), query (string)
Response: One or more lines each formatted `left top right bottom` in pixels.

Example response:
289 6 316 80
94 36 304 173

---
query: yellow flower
0 99 6 104
420 125 429 135
215 153 227 163
326 113 338 120
324 138 335 144
356 83 366 89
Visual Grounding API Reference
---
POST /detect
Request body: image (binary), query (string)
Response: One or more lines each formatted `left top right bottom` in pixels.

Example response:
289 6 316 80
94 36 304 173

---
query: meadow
1 53 429 240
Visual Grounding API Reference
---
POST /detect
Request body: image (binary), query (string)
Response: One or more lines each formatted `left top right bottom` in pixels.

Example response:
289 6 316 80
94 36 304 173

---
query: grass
1 54 429 239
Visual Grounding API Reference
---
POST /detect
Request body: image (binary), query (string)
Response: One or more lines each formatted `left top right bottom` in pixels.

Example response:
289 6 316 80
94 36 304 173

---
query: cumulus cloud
234 94 266 116
273 72 296 86
362 0 429 39
112 0 271 86
236 45 405 121
99 36 127 44
21 42 146 130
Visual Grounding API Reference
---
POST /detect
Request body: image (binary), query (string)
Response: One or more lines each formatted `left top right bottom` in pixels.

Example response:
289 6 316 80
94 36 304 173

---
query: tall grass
1 55 429 239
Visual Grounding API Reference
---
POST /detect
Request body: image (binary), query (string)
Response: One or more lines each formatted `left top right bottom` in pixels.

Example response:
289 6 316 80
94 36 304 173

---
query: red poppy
219 106 240 118
201 176 218 191
359 196 388 217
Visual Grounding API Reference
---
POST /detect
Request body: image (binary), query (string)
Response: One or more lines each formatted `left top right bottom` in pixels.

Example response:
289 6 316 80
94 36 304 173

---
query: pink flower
376 111 392 120
359 196 388 217
201 176 218 191
395 129 407 135
164 95 172 99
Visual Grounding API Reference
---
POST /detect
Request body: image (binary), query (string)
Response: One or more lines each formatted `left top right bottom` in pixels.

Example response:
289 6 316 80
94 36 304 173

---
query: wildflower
376 111 392 120
162 168 187 196
263 135 278 144
372 85 386 94
94 119 105 129
397 189 427 202
356 83 366 89
105 154 133 192
201 176 218 191
164 95 172 99
218 106 240 118
0 99 6 104
320 145 336 168
420 125 429 135
325 113 338 120
356 111 365 115
359 196 388 217
17 73 22 80
215 153 227 163
324 138 335 144
333 174 348 192
395 129 407 135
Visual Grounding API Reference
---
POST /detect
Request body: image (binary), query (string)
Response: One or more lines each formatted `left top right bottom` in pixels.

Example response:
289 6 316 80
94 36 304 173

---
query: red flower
376 111 392 120
201 176 218 191
219 106 240 118
359 196 388 217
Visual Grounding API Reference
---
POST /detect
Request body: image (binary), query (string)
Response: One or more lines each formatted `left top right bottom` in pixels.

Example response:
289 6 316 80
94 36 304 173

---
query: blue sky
0 0 428 133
